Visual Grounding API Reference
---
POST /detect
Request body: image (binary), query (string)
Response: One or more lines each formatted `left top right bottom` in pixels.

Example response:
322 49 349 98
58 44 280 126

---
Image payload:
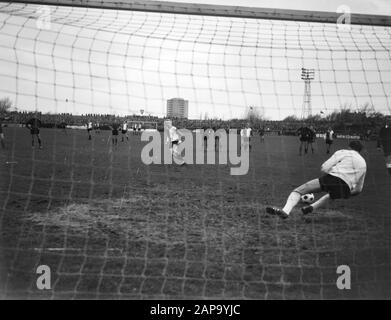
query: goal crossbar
2 0 391 26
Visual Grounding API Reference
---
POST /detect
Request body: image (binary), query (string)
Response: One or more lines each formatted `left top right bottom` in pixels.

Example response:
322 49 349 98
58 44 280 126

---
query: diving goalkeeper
266 140 367 219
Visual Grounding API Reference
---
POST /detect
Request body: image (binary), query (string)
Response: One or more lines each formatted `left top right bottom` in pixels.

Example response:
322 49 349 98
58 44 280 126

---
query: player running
307 125 316 154
87 121 93 140
26 117 43 149
121 120 129 142
325 127 334 154
240 123 252 151
259 127 265 142
297 125 310 155
94 122 101 134
110 122 120 146
266 140 366 219
165 119 185 165
377 121 391 175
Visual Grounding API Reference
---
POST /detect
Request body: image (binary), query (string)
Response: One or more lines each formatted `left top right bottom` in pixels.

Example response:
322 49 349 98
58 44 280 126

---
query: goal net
0 0 390 299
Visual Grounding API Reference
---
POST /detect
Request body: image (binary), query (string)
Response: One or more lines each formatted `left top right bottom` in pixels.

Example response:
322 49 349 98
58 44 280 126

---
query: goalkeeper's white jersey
122 123 127 130
321 149 367 194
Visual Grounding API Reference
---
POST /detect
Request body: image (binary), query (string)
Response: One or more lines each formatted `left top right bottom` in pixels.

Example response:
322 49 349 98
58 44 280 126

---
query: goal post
3 0 391 26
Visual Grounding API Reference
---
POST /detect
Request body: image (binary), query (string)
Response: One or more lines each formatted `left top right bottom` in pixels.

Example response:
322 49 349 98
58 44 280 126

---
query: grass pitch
0 127 390 299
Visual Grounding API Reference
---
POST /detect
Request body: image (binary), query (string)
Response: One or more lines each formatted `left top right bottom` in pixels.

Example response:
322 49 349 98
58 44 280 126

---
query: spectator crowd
2 110 390 139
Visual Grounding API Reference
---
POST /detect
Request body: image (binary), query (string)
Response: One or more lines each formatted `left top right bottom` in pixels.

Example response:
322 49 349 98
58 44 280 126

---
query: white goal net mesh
0 1 390 299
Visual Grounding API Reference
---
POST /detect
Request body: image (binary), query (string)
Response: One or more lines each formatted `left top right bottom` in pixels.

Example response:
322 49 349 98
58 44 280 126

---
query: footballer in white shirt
325 127 334 154
266 140 367 219
164 119 185 165
87 121 93 140
121 121 129 142
240 123 252 151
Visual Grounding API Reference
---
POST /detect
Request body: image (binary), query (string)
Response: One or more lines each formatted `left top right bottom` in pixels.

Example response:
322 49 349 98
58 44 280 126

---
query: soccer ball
301 193 315 204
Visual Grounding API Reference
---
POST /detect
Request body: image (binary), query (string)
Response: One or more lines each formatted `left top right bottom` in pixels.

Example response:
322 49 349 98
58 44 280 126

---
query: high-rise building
166 98 188 119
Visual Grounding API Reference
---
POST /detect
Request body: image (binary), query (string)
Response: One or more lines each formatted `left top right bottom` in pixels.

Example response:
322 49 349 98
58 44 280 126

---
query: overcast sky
0 1 390 120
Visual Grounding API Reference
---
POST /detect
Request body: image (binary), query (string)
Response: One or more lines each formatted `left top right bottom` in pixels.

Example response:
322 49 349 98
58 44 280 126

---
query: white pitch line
33 248 123 252
33 248 78 252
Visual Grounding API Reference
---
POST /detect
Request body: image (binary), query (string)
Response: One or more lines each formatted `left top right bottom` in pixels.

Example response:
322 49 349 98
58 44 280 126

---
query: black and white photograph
0 0 391 304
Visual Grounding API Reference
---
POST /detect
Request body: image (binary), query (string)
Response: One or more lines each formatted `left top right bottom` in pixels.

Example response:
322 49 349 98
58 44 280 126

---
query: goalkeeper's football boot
266 207 289 219
301 205 313 215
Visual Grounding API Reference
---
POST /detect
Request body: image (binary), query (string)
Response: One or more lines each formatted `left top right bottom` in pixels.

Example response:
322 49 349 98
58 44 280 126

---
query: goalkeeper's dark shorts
319 174 350 200
172 140 179 146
